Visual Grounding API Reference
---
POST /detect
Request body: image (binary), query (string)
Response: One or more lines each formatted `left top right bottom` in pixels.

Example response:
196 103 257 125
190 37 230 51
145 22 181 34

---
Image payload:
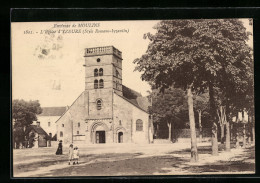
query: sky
12 20 159 107
11 19 253 107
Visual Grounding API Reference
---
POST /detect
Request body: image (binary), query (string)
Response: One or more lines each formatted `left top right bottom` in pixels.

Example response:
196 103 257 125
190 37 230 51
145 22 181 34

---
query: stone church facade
56 46 153 144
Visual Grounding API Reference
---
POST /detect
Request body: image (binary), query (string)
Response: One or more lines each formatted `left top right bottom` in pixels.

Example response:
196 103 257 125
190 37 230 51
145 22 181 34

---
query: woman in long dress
56 140 63 155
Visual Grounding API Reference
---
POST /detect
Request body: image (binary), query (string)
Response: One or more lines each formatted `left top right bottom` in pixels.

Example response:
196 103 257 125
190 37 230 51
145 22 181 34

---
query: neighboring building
56 46 153 144
33 107 67 140
25 122 49 148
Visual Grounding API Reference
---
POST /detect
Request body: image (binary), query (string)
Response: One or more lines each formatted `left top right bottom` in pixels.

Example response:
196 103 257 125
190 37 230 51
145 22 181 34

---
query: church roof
122 85 142 99
120 85 151 113
38 107 67 116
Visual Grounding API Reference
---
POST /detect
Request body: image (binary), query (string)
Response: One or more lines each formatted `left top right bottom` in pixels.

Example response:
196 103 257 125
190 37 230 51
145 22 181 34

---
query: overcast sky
12 19 253 107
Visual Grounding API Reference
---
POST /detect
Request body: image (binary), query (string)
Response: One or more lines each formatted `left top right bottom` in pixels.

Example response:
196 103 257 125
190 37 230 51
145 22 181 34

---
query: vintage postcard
11 19 255 177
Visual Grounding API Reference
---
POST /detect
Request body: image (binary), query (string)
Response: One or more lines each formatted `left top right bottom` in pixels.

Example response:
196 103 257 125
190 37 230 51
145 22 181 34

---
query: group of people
55 140 80 165
68 144 79 165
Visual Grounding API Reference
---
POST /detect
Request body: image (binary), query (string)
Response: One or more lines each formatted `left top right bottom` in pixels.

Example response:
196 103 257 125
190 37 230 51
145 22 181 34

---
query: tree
150 87 185 142
194 92 209 142
134 19 253 160
12 99 42 148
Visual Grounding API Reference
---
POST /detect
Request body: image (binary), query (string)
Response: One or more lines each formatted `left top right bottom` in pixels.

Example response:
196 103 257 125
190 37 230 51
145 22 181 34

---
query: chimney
36 121 40 127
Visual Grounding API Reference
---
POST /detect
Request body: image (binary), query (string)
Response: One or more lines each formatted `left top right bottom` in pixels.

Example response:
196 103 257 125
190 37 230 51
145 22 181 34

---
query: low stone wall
173 128 211 138
175 137 211 143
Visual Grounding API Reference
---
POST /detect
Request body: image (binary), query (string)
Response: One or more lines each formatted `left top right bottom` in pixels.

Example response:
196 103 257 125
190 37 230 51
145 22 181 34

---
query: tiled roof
122 85 142 99
122 85 151 112
25 125 48 136
38 107 67 116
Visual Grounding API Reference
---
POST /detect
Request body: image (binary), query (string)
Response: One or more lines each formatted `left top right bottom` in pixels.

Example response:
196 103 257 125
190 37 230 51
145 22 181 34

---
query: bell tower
84 46 123 119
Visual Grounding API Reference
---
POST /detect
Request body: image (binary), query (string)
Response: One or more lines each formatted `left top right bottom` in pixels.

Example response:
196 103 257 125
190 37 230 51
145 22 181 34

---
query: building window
136 119 143 131
49 133 52 138
77 131 79 135
48 122 51 127
99 68 103 76
94 68 98 77
97 58 101 62
60 131 63 137
94 79 98 89
78 122 80 127
62 124 64 127
119 120 122 125
96 99 102 110
99 79 104 88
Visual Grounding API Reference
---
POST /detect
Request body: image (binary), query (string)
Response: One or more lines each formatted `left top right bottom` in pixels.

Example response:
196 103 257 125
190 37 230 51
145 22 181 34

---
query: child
73 146 79 165
68 144 73 165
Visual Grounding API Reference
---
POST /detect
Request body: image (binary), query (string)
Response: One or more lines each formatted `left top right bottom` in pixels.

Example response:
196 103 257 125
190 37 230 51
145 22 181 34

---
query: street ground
13 142 255 177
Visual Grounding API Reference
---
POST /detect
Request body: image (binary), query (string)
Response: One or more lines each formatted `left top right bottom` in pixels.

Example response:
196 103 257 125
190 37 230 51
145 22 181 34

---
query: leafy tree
134 19 253 160
150 87 186 141
12 99 42 147
193 92 209 142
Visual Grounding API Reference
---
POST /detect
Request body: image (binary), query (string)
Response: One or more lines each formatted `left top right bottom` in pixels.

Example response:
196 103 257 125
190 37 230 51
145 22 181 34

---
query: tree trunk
225 104 231 151
220 124 225 144
167 121 172 142
225 122 231 151
198 110 202 143
155 123 159 139
252 115 255 145
187 86 198 162
247 115 251 146
242 111 246 148
209 83 218 156
212 122 219 155
172 123 175 142
243 124 246 148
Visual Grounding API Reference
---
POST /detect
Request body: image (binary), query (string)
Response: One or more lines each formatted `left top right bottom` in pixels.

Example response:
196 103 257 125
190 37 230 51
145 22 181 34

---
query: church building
56 46 153 144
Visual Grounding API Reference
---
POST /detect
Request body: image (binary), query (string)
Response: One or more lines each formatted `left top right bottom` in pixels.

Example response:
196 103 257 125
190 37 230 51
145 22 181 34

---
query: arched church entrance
90 122 109 144
118 132 123 143
114 127 126 143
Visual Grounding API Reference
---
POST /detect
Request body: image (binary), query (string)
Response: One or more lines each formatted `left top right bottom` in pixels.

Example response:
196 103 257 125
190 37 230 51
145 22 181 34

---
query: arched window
60 131 63 137
78 122 80 127
136 119 143 131
97 58 101 62
94 79 98 89
94 68 98 77
99 79 104 88
99 68 103 76
96 99 102 110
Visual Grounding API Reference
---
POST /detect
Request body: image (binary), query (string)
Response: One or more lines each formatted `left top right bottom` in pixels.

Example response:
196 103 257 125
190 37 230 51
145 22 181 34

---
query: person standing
68 144 73 165
56 140 63 155
73 146 79 165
